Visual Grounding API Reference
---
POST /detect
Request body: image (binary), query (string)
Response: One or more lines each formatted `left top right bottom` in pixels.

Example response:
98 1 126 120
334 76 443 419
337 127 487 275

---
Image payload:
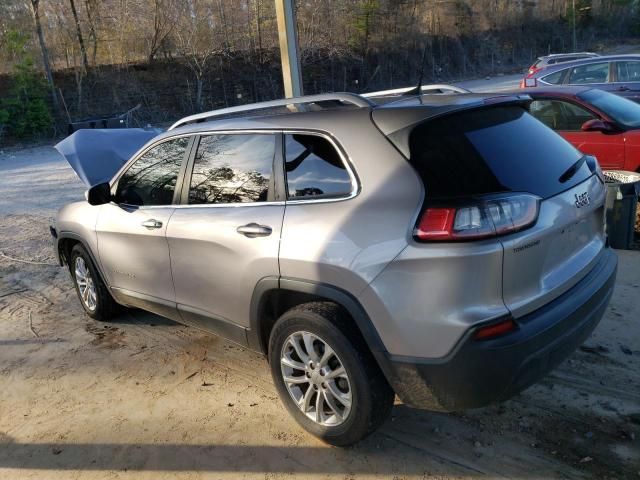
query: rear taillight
414 193 540 242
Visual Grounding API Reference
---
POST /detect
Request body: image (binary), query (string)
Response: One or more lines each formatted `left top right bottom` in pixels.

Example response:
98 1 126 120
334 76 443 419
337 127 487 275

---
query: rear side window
529 99 596 131
408 106 590 199
188 134 275 204
541 70 565 85
116 137 189 206
616 61 640 82
284 134 353 199
568 62 610 84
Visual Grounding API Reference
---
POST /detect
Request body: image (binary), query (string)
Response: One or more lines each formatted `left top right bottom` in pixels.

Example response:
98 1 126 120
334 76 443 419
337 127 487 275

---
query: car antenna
404 46 428 96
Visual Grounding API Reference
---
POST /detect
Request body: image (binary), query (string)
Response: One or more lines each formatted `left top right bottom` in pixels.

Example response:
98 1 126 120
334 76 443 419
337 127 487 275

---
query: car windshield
578 88 640 128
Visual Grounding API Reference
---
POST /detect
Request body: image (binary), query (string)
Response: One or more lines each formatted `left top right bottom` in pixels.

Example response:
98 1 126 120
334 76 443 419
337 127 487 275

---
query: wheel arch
248 277 387 356
57 232 108 287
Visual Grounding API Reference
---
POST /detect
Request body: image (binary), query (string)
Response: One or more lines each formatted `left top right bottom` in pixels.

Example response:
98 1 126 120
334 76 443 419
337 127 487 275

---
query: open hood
55 128 163 187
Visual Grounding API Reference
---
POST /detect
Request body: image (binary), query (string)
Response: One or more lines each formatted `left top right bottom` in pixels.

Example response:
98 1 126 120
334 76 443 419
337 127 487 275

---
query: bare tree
26 0 59 111
174 2 220 111
68 0 89 72
83 0 99 65
147 0 178 62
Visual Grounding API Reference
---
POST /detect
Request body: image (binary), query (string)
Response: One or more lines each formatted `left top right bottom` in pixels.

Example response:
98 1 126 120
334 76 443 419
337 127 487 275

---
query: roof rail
168 92 374 130
362 84 471 99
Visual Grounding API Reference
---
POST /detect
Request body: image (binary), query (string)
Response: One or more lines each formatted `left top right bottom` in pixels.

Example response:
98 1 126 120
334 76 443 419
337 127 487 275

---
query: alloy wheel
280 331 352 426
74 256 97 312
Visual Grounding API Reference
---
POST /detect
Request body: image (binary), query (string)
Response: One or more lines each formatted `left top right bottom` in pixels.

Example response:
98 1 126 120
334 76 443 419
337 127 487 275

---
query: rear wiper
559 155 587 183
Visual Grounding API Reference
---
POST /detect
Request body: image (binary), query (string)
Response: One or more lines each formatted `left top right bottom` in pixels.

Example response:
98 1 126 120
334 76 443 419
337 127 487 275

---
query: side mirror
581 119 615 133
87 182 112 206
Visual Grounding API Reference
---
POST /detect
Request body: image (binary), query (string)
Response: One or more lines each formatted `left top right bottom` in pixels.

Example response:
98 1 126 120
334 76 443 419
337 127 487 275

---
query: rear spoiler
372 94 532 158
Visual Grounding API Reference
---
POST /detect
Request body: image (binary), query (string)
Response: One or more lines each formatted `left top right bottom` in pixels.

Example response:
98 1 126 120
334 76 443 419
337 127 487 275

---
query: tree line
0 0 638 141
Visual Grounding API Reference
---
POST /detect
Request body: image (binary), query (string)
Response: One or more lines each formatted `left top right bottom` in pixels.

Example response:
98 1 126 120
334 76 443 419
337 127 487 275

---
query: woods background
1 0 639 141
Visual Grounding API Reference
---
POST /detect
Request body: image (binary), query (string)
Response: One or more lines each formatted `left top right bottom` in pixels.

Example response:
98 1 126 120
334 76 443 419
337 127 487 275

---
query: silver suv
52 91 618 446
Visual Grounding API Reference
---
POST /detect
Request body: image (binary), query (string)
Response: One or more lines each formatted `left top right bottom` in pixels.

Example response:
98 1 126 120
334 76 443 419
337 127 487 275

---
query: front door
166 133 284 342
530 98 625 169
96 136 191 317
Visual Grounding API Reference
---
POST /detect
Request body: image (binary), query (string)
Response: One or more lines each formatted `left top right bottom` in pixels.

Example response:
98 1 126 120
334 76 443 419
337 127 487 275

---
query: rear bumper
376 247 617 411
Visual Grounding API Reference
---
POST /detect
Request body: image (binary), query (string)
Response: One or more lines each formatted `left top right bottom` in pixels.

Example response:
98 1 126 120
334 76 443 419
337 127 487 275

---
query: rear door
565 61 613 91
529 98 625 169
500 175 606 316
613 60 640 102
166 132 284 341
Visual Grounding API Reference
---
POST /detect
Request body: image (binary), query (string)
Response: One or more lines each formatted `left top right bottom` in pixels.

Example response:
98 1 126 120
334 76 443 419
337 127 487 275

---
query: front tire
70 244 118 321
268 302 394 446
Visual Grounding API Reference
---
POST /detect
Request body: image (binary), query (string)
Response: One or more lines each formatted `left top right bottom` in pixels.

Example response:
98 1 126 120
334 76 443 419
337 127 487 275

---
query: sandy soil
0 145 638 479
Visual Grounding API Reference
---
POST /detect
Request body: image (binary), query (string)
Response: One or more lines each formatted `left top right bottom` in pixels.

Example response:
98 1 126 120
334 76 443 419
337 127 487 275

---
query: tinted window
616 61 640 82
541 70 564 85
408 106 589 199
579 88 640 128
188 134 275 204
284 134 352 199
530 99 596 131
568 62 610 84
115 137 188 206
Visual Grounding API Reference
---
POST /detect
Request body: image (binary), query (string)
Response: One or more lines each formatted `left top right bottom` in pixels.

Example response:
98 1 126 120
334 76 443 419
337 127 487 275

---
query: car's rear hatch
374 100 606 318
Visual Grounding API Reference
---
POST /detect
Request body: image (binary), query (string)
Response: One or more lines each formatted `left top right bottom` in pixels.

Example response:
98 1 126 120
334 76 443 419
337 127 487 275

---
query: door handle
141 219 163 229
237 223 272 238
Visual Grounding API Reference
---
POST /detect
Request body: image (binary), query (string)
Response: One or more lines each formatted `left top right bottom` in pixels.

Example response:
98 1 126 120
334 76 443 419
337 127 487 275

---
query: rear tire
70 244 118 321
268 301 394 446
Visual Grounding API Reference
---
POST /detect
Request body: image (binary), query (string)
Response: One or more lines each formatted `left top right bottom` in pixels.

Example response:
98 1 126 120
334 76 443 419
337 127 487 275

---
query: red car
515 86 640 172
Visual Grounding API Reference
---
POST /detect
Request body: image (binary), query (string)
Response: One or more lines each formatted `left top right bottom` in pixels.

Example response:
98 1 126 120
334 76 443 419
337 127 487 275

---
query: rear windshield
578 88 640 128
408 106 591 199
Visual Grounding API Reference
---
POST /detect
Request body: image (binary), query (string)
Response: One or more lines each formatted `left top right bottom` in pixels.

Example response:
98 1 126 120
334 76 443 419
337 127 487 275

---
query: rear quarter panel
278 110 422 299
359 240 507 358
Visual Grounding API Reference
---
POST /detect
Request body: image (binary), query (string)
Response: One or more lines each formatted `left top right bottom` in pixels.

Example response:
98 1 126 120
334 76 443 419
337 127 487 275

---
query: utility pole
572 0 577 51
274 0 303 98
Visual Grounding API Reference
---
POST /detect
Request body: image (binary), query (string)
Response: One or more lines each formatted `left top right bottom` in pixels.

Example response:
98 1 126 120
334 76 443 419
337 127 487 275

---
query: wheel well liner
248 277 387 356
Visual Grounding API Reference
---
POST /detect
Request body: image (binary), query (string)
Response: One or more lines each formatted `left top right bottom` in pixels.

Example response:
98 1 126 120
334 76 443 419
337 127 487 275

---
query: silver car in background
52 91 617 446
527 52 599 75
522 54 640 103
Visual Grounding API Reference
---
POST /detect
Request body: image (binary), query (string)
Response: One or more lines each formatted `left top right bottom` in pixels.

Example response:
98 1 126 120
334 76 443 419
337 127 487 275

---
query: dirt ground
0 145 639 479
